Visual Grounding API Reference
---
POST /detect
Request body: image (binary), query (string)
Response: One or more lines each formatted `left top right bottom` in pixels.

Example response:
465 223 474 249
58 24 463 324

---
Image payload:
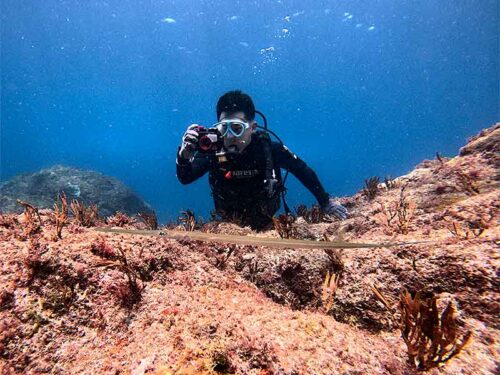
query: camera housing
195 126 223 153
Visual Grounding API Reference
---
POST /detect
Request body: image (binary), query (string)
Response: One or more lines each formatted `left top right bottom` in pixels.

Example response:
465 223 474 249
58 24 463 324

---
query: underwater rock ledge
0 123 498 374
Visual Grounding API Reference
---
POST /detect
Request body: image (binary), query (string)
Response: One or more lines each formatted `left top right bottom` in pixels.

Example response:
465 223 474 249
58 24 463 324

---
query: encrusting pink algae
0 124 498 374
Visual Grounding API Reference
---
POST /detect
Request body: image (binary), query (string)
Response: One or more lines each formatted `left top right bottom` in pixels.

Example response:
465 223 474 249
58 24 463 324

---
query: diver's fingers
182 130 199 145
185 129 199 137
183 138 198 148
184 136 198 145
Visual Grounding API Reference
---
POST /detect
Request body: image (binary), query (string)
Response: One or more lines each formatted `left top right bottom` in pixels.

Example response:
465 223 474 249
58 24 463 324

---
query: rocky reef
0 124 498 374
0 165 153 218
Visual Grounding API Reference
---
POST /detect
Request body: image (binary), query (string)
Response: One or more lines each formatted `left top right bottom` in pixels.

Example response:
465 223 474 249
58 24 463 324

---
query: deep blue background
1 0 498 222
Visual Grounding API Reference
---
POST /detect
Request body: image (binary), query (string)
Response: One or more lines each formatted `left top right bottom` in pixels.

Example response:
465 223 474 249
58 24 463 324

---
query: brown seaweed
399 291 471 370
294 204 324 223
370 286 471 370
363 176 380 200
178 209 197 231
374 185 416 235
137 211 158 230
16 199 42 237
70 199 99 227
321 271 339 313
272 214 297 238
52 192 68 240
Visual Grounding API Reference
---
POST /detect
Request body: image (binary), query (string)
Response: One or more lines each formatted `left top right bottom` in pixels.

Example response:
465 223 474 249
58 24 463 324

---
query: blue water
1 1 498 222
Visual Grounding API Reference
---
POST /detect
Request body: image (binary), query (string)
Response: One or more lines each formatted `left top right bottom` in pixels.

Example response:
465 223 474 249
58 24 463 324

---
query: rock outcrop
0 124 498 374
0 165 153 217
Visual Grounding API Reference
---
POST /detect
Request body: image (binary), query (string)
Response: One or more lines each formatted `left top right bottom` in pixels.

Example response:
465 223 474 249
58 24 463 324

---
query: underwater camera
195 126 223 153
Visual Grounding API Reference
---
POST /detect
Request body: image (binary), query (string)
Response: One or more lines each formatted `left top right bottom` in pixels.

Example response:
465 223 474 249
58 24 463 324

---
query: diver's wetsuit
176 131 330 230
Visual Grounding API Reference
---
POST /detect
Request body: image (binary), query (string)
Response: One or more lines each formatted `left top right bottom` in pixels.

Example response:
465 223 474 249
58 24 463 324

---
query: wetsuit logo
228 169 260 179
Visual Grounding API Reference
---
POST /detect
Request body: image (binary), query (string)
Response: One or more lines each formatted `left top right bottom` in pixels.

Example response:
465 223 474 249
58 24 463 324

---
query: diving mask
213 119 250 138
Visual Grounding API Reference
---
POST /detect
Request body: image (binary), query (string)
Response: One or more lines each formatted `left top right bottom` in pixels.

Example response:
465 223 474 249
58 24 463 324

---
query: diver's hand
178 124 200 162
321 197 348 220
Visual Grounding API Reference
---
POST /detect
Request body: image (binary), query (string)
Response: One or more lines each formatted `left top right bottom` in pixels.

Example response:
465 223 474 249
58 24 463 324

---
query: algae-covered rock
0 165 153 217
0 124 498 375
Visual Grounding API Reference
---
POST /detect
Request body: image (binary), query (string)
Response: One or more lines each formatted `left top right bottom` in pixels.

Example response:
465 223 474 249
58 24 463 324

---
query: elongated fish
94 228 428 250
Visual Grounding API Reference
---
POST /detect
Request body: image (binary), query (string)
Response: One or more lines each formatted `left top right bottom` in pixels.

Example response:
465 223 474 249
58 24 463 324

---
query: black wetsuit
176 131 330 230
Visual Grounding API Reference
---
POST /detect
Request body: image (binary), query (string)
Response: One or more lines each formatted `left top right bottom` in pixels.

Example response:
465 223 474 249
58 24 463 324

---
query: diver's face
219 111 256 153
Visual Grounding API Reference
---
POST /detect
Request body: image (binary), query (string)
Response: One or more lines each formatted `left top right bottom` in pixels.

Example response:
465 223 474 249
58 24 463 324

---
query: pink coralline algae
0 123 498 374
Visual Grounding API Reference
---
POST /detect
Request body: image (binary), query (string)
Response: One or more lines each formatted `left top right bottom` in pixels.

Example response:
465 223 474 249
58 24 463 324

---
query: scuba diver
176 90 348 231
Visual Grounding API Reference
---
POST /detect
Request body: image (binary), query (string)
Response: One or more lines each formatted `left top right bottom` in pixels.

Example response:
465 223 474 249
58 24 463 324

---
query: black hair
216 90 255 121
